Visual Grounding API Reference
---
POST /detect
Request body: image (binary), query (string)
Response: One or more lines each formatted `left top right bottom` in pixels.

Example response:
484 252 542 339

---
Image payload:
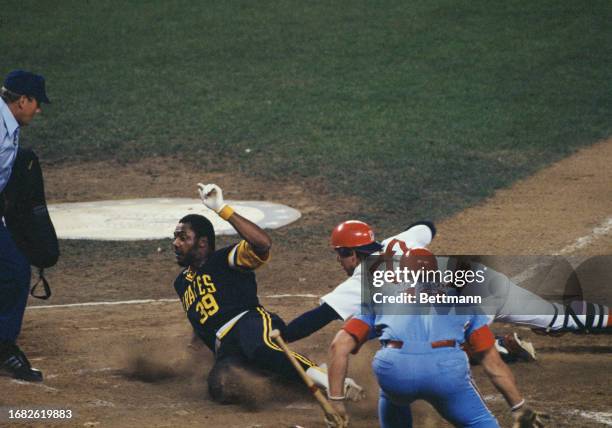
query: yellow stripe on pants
256 308 315 368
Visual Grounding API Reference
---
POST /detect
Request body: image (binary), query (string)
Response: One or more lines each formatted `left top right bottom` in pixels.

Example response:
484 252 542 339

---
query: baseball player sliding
171 184 363 403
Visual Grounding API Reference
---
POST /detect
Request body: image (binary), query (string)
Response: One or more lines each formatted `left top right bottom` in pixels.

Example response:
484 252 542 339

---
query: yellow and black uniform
173 240 315 382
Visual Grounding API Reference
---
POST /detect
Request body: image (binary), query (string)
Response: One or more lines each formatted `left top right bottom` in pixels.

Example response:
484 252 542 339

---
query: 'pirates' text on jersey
173 240 268 350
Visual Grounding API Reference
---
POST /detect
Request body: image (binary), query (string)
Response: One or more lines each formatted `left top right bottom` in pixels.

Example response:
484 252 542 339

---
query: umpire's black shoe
0 342 43 382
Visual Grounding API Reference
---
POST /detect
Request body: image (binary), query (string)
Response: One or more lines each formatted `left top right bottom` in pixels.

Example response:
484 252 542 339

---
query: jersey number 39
195 294 219 324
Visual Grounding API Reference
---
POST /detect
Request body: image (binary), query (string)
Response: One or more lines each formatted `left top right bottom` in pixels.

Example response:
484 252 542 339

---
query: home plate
48 198 301 241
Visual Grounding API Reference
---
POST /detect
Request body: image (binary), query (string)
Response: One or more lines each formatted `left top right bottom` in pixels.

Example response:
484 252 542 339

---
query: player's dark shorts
214 307 315 380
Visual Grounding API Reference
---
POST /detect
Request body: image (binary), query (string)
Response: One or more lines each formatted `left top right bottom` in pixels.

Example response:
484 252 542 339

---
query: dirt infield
2 140 611 427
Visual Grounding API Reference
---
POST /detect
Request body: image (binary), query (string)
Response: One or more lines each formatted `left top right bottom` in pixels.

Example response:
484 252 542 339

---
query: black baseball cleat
495 333 537 363
0 342 44 382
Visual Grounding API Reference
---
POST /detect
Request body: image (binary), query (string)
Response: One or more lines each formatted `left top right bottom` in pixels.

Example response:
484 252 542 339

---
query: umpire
0 70 54 382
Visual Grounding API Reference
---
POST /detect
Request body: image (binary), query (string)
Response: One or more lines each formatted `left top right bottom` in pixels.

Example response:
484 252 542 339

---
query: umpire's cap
3 70 51 104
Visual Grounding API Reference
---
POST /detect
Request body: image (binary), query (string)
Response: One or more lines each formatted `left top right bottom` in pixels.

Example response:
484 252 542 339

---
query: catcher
171 183 363 403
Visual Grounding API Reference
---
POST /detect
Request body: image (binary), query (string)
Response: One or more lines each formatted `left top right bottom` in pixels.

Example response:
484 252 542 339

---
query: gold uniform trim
228 240 270 270
256 308 315 368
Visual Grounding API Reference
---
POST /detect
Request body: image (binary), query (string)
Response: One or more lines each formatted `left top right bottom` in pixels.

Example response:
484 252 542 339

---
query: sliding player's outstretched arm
198 183 271 260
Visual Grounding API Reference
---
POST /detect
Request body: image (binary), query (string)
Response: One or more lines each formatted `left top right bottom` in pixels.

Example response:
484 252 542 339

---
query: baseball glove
512 407 550 428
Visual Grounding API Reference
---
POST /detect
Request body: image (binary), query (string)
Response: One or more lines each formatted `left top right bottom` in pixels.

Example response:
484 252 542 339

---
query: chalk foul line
567 410 612 426
557 216 612 256
510 215 612 286
27 294 319 310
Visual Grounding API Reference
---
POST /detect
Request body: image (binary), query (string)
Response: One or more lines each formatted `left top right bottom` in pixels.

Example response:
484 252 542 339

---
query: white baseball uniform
321 226 609 332
321 223 435 320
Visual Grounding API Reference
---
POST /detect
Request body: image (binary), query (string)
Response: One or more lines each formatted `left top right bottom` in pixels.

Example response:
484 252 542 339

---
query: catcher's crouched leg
207 356 248 404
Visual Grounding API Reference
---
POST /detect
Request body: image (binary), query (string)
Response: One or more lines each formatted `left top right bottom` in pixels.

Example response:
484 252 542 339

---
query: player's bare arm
476 345 523 407
225 212 271 258
327 329 358 420
197 183 271 259
476 345 549 425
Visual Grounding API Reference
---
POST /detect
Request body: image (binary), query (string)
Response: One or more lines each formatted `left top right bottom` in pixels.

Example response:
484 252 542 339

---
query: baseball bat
270 329 347 428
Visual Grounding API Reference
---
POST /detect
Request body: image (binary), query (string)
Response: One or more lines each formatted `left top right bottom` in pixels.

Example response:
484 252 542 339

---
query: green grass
2 0 611 227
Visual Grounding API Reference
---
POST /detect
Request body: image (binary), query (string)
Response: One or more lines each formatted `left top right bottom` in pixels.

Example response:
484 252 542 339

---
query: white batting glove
197 183 226 213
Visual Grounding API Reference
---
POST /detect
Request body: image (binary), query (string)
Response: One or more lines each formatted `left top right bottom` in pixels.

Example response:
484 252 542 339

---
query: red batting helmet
331 220 383 254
